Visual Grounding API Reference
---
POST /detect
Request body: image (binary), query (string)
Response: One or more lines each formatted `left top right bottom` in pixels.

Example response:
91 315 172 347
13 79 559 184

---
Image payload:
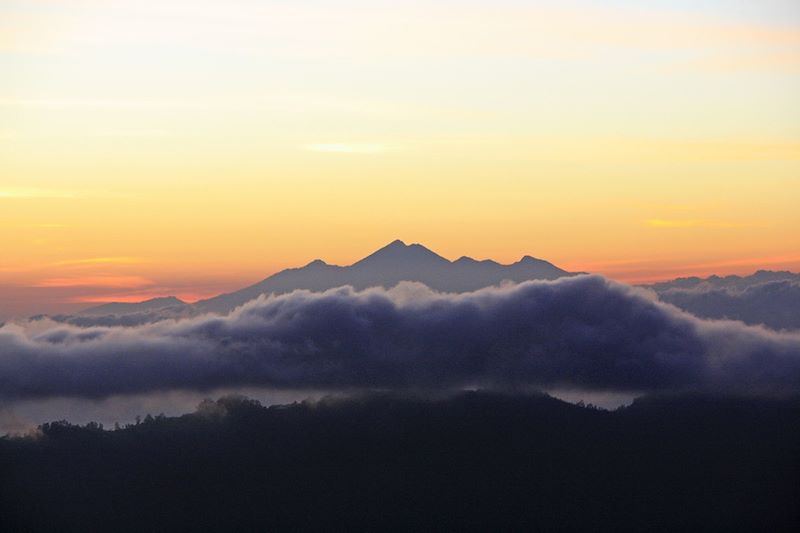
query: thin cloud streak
305 143 391 154
0 188 80 200
52 257 148 267
645 219 760 229
0 188 131 200
2 1 798 64
32 276 154 289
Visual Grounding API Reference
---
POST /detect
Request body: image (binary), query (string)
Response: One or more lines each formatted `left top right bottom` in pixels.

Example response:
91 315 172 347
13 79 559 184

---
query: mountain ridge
194 240 574 313
73 242 799 331
80 296 186 316
78 240 575 316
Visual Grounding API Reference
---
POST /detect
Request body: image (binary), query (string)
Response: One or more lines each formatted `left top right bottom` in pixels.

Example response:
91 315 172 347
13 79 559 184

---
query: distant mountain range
193 239 574 314
648 270 800 292
80 296 187 316
65 240 799 331
73 240 573 318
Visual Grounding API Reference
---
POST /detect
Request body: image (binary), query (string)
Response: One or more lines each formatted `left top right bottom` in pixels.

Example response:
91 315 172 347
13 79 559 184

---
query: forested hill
2 392 799 532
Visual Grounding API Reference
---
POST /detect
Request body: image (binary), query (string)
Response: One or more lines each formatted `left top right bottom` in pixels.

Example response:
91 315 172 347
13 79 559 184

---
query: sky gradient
1 0 799 318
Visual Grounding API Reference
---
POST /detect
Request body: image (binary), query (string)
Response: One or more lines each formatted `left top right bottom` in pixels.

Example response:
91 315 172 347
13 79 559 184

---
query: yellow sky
1 0 799 316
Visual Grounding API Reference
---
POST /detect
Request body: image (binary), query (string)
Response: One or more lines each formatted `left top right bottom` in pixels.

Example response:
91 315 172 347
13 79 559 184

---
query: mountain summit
71 241 574 317
195 240 573 314
354 240 450 268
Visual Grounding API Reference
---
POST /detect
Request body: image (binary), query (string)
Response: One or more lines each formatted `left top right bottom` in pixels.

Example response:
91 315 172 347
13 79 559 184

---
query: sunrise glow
1 0 799 317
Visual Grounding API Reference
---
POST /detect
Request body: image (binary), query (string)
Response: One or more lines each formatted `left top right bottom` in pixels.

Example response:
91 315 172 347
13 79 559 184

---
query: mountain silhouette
80 296 186 316
647 270 800 292
66 244 799 331
194 240 573 314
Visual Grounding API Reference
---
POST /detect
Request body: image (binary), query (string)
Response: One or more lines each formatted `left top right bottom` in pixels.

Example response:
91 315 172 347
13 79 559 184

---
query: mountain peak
143 296 185 305
195 241 575 313
354 240 449 267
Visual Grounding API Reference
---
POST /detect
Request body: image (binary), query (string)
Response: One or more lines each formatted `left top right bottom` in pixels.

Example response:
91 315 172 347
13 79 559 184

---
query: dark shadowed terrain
2 392 798 532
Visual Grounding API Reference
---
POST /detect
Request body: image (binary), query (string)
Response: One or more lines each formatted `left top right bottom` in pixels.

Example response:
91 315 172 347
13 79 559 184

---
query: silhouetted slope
196 240 573 313
37 241 571 323
2 392 798 532
79 296 187 316
649 270 799 292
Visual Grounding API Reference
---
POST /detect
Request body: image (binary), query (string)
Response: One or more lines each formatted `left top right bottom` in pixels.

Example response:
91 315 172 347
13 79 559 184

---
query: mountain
79 296 188 316
647 271 800 330
46 240 572 324
648 270 800 292
194 240 574 314
61 245 800 332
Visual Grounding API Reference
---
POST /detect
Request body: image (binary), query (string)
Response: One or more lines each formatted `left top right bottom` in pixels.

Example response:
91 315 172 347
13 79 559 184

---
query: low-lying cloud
656 279 800 331
1 275 799 400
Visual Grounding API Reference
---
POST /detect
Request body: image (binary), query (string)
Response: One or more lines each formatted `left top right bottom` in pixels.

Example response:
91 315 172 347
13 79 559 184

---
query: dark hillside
1 392 798 532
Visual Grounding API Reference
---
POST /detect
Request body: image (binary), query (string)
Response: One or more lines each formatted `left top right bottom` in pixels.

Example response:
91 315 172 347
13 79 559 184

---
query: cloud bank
1 276 799 400
655 279 800 331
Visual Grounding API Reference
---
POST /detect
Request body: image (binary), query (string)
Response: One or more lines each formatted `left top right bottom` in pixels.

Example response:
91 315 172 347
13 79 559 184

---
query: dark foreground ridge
2 392 799 532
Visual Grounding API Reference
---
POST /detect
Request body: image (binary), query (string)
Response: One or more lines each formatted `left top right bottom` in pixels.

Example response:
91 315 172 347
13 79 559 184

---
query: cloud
52 257 147 267
0 98 190 110
0 276 800 398
42 307 193 328
4 1 799 67
32 223 68 229
304 143 390 154
0 188 130 200
0 188 80 200
32 275 154 288
645 219 755 229
0 405 37 436
1 275 799 400
656 279 800 331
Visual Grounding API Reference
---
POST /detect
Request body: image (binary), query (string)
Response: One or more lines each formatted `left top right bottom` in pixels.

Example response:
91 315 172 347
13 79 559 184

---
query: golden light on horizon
1 0 799 317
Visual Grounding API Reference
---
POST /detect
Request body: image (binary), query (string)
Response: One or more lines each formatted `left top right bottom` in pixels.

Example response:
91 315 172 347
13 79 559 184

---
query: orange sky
1 0 799 318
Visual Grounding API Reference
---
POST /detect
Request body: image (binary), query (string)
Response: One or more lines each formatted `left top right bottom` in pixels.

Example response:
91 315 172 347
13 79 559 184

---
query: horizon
2 0 799 319
2 237 798 318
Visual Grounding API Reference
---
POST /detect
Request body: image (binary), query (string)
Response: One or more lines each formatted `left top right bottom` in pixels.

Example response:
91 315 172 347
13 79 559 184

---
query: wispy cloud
2 1 797 68
304 143 391 154
70 290 215 304
0 188 130 200
583 254 800 284
0 188 80 200
0 98 191 110
32 223 68 229
675 50 800 73
52 257 147 267
687 254 800 271
645 219 758 229
33 276 154 288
